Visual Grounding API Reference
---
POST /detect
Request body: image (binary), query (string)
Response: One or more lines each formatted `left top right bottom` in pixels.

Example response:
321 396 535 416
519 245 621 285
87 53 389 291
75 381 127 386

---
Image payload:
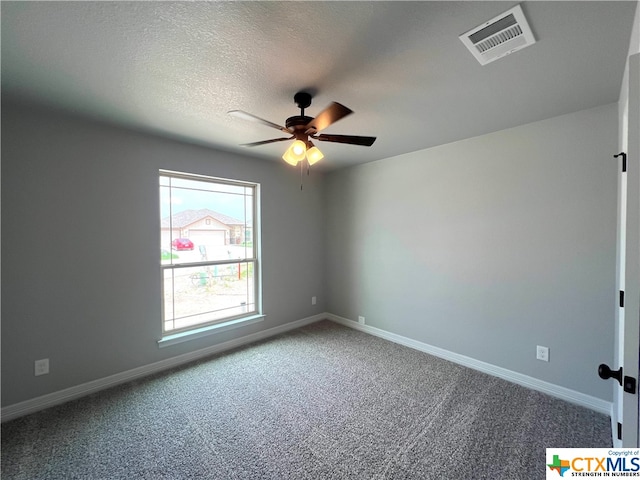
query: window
160 170 260 336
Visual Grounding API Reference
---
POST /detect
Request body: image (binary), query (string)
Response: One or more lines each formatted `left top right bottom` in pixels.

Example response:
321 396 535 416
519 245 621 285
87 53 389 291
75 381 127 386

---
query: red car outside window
171 238 194 251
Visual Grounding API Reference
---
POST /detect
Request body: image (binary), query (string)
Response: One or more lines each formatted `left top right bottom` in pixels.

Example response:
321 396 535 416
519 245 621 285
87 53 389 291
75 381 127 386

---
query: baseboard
1 313 326 423
326 313 612 416
3 312 612 422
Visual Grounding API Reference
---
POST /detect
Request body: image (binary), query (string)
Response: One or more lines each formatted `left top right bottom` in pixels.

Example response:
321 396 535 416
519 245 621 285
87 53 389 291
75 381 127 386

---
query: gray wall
325 103 618 401
1 101 326 407
2 99 619 407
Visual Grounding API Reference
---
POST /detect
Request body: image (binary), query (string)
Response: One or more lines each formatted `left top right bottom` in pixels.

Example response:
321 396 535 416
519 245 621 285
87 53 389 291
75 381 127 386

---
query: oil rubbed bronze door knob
598 363 623 385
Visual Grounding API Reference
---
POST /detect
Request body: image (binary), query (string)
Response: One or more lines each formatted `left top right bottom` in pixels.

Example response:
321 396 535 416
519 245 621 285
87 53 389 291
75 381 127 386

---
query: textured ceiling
2 1 637 171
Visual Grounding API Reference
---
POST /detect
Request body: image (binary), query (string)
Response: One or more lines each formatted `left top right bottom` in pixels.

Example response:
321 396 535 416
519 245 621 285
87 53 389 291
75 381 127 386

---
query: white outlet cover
35 358 49 376
536 346 549 362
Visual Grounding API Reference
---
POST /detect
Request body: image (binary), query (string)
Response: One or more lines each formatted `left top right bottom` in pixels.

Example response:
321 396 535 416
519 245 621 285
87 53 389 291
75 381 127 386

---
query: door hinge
618 422 622 440
615 152 627 172
620 290 625 308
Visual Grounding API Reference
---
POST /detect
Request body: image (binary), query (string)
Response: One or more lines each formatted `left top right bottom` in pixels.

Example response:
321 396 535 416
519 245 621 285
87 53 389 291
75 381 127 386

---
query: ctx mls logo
547 455 571 477
546 448 640 478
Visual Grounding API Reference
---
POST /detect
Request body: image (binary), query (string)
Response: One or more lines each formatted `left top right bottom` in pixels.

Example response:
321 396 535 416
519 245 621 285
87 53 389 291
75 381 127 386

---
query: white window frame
158 170 262 346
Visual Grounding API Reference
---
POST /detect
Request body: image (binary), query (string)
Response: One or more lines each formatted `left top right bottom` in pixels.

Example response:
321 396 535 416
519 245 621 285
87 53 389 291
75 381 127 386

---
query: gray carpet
2 320 611 479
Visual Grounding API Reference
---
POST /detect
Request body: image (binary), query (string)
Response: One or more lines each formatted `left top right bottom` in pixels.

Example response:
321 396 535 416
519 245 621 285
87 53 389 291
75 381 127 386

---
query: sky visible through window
160 176 253 224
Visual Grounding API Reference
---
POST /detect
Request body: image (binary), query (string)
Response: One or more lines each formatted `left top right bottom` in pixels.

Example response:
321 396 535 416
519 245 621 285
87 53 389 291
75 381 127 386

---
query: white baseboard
2 312 612 422
1 313 326 423
326 313 612 416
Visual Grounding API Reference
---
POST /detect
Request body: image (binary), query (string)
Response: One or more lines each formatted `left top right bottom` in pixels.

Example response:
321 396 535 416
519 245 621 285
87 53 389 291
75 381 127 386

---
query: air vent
459 4 536 66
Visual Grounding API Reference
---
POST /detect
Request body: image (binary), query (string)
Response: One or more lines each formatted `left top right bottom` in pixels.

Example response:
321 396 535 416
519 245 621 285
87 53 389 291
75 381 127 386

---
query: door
609 53 640 448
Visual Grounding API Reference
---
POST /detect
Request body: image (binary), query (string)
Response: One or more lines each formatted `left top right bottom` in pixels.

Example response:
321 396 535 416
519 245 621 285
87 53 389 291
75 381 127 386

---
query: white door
609 53 640 448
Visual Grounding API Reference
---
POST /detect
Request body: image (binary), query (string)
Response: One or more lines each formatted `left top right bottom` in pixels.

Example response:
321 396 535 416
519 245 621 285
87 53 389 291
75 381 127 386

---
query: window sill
158 314 265 348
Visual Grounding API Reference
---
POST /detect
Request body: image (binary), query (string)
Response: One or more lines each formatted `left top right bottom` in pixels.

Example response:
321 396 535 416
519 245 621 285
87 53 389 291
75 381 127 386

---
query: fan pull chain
300 160 311 190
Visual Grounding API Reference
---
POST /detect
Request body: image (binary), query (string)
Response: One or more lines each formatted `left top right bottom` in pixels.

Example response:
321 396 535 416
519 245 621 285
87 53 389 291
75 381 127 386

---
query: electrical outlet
358 316 365 325
311 296 317 305
536 345 549 362
34 358 49 376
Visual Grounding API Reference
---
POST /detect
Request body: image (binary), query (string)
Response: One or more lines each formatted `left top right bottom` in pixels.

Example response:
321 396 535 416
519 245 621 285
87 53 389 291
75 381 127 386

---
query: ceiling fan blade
314 134 377 146
305 102 353 134
228 110 290 134
241 137 293 147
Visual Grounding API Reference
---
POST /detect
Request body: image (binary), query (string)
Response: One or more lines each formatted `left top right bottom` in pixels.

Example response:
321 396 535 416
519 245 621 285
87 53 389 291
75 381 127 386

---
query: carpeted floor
1 320 611 479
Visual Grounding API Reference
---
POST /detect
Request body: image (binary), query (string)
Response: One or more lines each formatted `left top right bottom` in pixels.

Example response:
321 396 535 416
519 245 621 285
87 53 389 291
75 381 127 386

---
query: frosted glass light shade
291 140 306 156
306 146 324 165
282 146 299 166
282 141 306 166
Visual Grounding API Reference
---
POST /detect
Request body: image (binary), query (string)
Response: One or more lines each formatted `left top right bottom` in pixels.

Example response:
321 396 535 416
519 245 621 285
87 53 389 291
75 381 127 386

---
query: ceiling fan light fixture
306 145 324 165
282 140 306 165
291 139 306 156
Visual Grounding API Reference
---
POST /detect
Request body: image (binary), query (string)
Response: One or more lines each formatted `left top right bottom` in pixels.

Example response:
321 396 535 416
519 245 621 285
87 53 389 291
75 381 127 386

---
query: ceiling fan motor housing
286 115 313 141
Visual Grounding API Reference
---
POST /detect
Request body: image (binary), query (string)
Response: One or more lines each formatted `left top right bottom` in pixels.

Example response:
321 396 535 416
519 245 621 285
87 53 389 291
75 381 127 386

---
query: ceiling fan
228 91 376 166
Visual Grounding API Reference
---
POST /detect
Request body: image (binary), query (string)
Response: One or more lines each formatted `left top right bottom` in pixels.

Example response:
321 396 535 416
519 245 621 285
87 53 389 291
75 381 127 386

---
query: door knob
598 363 623 386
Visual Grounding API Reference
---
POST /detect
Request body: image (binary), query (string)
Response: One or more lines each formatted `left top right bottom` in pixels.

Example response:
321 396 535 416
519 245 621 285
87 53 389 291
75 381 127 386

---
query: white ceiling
2 1 637 171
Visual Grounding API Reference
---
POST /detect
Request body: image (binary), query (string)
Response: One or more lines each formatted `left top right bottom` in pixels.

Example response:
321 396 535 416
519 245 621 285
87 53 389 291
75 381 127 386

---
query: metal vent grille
460 5 535 66
475 24 523 53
